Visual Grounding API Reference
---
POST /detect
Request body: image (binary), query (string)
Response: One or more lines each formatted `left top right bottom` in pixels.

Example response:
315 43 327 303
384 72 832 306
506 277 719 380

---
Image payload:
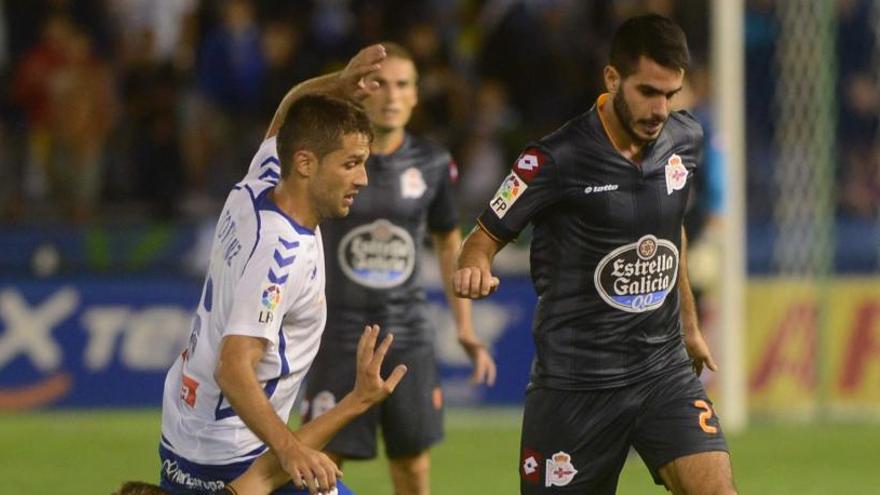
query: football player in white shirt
159 45 407 495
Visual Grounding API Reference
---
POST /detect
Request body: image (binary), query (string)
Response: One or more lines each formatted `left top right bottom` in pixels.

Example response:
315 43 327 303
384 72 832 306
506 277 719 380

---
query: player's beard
613 91 663 145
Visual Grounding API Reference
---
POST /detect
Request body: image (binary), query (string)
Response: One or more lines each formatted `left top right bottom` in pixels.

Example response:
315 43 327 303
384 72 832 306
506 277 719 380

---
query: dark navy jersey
322 133 458 349
478 95 704 390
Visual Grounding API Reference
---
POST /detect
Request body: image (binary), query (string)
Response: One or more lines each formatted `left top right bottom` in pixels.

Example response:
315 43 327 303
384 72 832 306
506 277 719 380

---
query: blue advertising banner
0 277 536 409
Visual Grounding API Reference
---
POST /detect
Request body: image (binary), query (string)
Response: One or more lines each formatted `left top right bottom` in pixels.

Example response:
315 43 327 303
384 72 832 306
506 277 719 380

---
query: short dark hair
276 94 373 177
610 14 690 78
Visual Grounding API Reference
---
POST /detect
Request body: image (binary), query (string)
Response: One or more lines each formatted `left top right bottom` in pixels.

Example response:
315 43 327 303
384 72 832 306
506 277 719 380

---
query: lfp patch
489 172 527 219
593 235 679 313
261 284 282 311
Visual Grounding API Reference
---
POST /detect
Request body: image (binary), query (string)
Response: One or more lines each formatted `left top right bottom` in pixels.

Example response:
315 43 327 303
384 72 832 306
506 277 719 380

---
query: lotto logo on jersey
338 219 416 289
594 235 680 313
513 148 547 183
521 448 543 484
489 172 527 219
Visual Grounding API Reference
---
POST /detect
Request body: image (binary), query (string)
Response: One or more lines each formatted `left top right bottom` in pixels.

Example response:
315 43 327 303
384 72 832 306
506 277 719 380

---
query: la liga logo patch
261 284 282 311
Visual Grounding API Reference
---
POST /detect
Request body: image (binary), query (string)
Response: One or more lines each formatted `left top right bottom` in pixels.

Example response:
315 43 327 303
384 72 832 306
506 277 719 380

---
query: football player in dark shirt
454 15 736 495
303 42 497 495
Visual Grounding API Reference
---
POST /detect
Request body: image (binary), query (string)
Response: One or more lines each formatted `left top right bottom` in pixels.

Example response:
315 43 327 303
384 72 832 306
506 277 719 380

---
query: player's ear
604 65 620 94
292 150 318 178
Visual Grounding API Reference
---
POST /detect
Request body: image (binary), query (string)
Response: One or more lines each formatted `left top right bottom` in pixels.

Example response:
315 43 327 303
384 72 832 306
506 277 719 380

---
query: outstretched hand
352 325 408 407
335 44 386 102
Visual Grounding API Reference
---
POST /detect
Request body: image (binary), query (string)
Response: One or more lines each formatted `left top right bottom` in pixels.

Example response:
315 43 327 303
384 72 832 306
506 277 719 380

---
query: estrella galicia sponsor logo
338 219 415 289
594 235 679 313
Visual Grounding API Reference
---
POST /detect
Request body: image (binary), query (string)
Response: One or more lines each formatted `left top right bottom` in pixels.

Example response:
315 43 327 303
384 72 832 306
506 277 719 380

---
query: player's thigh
380 344 444 459
631 366 731 490
519 387 636 495
304 345 380 459
657 451 736 495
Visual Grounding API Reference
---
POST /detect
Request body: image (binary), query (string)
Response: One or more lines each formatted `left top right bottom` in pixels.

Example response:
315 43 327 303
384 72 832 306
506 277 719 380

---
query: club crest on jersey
594 235 679 313
665 154 688 195
545 452 577 487
514 148 547 183
489 172 527 219
401 167 427 199
338 219 416 289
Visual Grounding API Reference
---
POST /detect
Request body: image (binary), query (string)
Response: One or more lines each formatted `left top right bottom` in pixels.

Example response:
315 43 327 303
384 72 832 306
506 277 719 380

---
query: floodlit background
1 0 879 493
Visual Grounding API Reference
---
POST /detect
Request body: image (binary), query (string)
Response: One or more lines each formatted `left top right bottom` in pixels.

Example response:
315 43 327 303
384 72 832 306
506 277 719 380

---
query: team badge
513 148 547 183
594 235 679 313
489 172 527 219
665 154 688 195
401 167 427 199
545 451 577 487
521 448 543 484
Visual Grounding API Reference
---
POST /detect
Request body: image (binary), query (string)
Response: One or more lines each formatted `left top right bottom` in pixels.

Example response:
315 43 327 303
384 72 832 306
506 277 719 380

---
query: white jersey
161 137 327 465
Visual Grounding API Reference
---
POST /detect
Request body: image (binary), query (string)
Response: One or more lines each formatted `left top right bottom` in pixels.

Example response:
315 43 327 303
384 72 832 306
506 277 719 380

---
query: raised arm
453 225 507 300
434 228 497 385
265 44 387 139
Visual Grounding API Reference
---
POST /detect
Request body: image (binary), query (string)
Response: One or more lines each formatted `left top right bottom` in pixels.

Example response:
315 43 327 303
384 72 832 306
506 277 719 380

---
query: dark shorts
519 364 729 494
158 444 355 495
304 342 444 459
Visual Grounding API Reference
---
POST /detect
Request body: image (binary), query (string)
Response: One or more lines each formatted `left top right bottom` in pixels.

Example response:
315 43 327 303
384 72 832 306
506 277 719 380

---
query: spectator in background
184 0 266 210
12 14 74 205
46 27 117 222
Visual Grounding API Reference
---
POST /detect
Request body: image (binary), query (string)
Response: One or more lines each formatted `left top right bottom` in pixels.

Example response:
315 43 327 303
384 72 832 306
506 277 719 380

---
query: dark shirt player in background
303 42 497 495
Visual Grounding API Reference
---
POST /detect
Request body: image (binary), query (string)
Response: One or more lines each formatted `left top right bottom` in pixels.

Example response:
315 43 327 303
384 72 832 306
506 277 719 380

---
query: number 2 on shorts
694 400 718 434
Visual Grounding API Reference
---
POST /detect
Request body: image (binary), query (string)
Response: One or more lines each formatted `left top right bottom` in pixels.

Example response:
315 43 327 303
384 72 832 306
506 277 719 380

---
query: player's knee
391 452 430 477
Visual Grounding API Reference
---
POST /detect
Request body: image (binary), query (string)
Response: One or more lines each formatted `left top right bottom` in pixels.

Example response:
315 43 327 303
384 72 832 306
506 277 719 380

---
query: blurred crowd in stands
0 0 875 227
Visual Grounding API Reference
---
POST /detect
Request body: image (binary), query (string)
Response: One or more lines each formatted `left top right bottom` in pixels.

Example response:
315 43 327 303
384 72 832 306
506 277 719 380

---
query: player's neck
598 94 646 163
371 127 406 156
270 183 319 230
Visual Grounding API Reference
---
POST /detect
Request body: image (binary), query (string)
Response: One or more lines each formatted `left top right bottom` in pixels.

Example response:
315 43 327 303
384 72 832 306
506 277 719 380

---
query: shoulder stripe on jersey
278 237 299 249
267 268 288 285
259 169 280 182
273 250 296 267
260 156 280 168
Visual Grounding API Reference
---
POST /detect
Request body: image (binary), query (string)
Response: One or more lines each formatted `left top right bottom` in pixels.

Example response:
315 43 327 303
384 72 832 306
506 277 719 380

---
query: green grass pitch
1 408 878 494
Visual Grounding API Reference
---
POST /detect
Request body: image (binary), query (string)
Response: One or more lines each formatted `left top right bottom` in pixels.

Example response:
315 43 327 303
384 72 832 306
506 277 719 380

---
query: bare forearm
295 393 371 449
216 364 293 453
434 229 474 333
679 228 700 335
458 225 503 270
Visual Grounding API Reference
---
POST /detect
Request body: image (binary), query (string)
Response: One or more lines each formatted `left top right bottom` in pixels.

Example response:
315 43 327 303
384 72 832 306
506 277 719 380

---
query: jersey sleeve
225 234 298 343
427 156 460 233
476 146 560 242
244 136 281 184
